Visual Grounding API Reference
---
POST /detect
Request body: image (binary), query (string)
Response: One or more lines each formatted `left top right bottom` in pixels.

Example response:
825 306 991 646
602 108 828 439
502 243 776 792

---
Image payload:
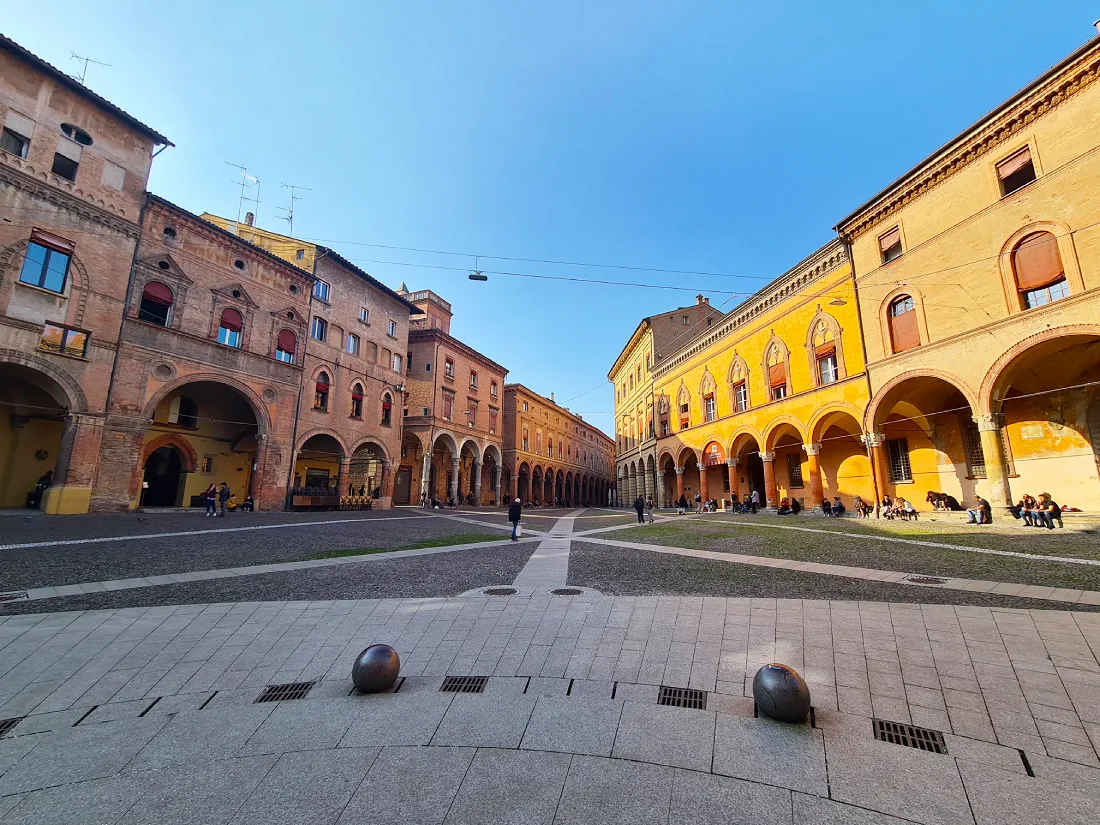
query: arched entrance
531 465 543 506
731 433 765 508
680 448 700 506
517 462 530 504
0 362 72 510
765 422 807 510
701 441 728 506
145 381 261 508
349 441 386 498
456 440 480 505
429 433 458 504
810 408 872 509
659 454 676 507
293 433 345 492
481 445 502 506
395 434 422 505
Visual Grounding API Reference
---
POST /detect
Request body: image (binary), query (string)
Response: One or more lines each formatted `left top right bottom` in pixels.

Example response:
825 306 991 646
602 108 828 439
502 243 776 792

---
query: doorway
142 446 185 507
394 467 412 504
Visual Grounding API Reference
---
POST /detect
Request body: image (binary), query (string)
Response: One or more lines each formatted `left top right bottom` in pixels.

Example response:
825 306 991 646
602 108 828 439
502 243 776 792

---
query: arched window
1013 232 1068 309
218 308 243 348
381 393 393 426
548 437 553 459
658 395 671 436
314 372 329 411
766 343 788 400
139 281 173 326
275 329 297 364
728 357 749 413
888 296 919 353
677 386 691 430
351 383 364 418
811 320 838 385
700 372 716 422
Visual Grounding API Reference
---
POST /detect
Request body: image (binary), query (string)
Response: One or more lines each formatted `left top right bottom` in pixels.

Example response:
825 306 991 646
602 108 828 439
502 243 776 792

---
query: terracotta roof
0 34 172 146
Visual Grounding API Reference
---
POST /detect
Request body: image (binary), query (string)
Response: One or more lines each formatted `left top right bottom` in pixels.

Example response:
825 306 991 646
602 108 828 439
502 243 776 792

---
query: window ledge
16 280 68 299
37 346 89 362
349 415 363 421
312 407 328 414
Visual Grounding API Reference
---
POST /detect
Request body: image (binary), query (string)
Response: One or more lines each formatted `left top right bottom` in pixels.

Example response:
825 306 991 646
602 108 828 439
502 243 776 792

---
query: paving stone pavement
2 595 1100 823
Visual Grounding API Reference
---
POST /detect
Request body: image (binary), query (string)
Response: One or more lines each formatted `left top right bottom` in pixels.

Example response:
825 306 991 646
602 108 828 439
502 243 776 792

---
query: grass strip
306 532 506 560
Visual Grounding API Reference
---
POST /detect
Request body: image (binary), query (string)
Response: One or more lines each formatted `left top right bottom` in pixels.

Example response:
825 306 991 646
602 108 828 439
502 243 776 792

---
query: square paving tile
239 699 360 755
958 759 1098 825
670 770 791 825
119 755 278 825
126 704 274 771
611 701 715 771
339 746 474 825
712 714 827 797
445 748 571 825
521 697 623 756
1 773 148 825
793 793 914 824
824 731 972 825
552 755 675 825
340 691 453 747
431 694 536 748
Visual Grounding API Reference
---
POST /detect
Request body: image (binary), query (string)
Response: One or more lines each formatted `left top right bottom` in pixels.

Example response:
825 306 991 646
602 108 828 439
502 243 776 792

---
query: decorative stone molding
0 163 140 236
759 451 776 462
803 443 822 456
861 432 886 448
973 413 1004 432
726 457 739 467
674 466 685 475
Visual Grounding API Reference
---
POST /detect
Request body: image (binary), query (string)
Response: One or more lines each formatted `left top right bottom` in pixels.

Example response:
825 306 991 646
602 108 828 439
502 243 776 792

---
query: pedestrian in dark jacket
217 482 231 517
634 496 645 523
508 498 522 541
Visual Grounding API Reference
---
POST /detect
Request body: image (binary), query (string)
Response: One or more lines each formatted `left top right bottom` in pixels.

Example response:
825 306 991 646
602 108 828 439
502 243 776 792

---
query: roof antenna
226 162 260 241
69 51 111 85
277 183 313 236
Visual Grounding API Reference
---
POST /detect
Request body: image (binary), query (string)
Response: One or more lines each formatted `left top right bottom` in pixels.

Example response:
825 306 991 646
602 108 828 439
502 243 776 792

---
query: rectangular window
312 280 330 301
444 357 455 378
467 401 477 427
311 317 327 342
469 370 478 388
522 401 528 412
346 333 360 356
1023 279 1069 309
422 407 430 416
387 319 397 337
771 384 787 401
358 307 369 323
787 453 804 488
997 146 1036 196
406 352 413 372
817 352 839 385
217 326 241 348
879 227 902 263
679 402 689 430
962 422 987 478
305 468 331 488
392 353 402 373
733 382 748 412
442 394 453 420
40 322 89 357
201 456 214 473
19 239 72 294
1 127 29 159
704 394 716 422
296 248 305 260
489 409 498 434
425 362 431 373
887 438 913 483
682 316 688 325
490 381 498 398
522 428 529 451
51 152 78 181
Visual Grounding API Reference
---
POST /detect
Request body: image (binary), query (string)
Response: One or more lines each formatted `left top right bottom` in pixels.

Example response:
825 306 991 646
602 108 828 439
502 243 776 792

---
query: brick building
503 384 615 507
396 287 507 506
0 35 171 513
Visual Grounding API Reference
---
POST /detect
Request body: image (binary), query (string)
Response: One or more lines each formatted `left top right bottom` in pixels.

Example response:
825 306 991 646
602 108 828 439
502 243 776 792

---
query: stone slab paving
511 509 585 590
1 596 1099 823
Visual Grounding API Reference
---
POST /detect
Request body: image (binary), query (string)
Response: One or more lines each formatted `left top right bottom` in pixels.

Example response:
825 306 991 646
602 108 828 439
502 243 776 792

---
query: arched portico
808 406 871 510
764 420 807 510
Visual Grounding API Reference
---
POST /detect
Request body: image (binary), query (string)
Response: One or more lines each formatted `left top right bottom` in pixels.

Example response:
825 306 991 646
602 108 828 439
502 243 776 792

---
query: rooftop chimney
1095 18 1100 34
244 212 255 227
550 392 555 403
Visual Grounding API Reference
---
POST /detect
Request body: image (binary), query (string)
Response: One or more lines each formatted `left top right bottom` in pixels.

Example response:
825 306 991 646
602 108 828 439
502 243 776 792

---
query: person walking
634 495 645 524
217 481 231 517
694 492 702 514
750 489 759 514
508 497 523 541
645 496 655 524
204 483 217 516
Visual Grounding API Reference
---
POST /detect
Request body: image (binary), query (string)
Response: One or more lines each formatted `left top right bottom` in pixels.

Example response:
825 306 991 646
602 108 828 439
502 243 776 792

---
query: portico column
726 458 740 504
674 466 685 502
381 459 395 504
760 451 778 509
337 457 351 497
511 473 518 503
975 413 1013 508
472 461 482 506
450 458 460 504
804 443 824 510
698 463 709 506
862 433 890 511
493 466 501 506
420 453 432 502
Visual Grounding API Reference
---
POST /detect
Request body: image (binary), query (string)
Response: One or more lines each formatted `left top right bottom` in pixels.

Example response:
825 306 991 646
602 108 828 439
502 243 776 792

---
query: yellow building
837 33 1100 512
652 241 870 511
200 214 317 274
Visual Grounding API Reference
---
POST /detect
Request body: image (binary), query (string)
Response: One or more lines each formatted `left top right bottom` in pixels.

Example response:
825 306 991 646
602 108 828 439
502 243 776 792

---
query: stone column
337 457 351 497
726 458 740 505
420 453 432 503
975 413 1013 508
862 433 890 510
674 466 685 502
383 459 396 501
699 463 709 507
472 461 482 507
804 443 824 510
450 458 460 504
760 451 778 509
45 413 104 514
493 466 501 506
511 472 518 503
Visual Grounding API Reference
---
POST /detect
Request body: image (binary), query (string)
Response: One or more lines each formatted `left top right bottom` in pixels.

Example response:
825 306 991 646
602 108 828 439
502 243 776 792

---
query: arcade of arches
512 462 609 507
390 432 502 506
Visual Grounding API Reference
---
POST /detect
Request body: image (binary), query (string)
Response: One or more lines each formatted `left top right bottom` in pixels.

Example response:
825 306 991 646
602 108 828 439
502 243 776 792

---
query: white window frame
312 280 330 302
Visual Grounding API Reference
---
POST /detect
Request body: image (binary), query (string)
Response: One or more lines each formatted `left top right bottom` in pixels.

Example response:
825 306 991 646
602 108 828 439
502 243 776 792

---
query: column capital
973 413 1004 432
339 456 352 466
759 451 776 462
674 466 685 475
803 442 822 456
451 457 461 467
861 432 886 448
725 457 739 467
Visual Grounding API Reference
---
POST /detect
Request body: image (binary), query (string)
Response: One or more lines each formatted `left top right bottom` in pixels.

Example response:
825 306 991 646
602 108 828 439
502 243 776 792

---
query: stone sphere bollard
752 663 811 723
352 644 401 693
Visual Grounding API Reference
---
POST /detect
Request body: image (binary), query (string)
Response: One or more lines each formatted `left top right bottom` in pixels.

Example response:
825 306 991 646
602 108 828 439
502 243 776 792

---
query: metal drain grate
440 675 488 694
874 719 948 754
0 717 24 737
254 681 316 703
658 686 708 710
0 591 28 603
903 574 950 586
483 587 518 596
551 588 583 596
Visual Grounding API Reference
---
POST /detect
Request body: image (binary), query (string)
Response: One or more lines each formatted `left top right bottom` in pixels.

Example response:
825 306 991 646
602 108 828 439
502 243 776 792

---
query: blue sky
4 1 1097 436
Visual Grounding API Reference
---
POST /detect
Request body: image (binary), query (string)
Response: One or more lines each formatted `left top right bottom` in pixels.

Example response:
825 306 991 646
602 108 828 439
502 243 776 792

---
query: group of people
632 496 655 523
926 491 963 511
878 495 916 520
1008 492 1063 529
203 482 233 516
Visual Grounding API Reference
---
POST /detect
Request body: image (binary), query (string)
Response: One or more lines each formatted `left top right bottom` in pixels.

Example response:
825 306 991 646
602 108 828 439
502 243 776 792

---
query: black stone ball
351 644 400 693
753 663 811 723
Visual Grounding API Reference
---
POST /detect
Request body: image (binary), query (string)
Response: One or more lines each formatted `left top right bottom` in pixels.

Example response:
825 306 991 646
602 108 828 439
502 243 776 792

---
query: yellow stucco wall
0 411 63 508
200 214 317 273
609 321 656 493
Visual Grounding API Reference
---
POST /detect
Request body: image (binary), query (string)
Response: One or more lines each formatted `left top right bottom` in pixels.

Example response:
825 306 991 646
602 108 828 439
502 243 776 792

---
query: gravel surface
620 521 1100 591
0 541 539 615
565 542 1100 611
2 513 514 590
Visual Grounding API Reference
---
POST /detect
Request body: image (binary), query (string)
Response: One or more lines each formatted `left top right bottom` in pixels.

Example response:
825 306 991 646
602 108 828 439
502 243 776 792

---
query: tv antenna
276 183 313 236
70 51 111 84
226 162 261 239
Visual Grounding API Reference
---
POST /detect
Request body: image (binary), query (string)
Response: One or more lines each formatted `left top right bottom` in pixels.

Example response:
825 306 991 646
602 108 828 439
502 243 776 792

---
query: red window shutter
30 228 76 255
352 389 364 401
221 308 243 331
1013 232 1064 291
769 362 786 387
142 281 173 304
996 147 1032 179
277 329 297 353
382 399 391 410
889 309 920 352
316 381 329 393
878 227 901 255
814 342 836 359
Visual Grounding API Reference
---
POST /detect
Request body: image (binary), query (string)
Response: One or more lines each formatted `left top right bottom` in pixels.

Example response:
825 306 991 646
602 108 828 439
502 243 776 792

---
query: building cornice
836 36 1100 239
504 383 615 446
0 161 142 238
410 328 508 375
608 318 651 379
653 240 848 380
